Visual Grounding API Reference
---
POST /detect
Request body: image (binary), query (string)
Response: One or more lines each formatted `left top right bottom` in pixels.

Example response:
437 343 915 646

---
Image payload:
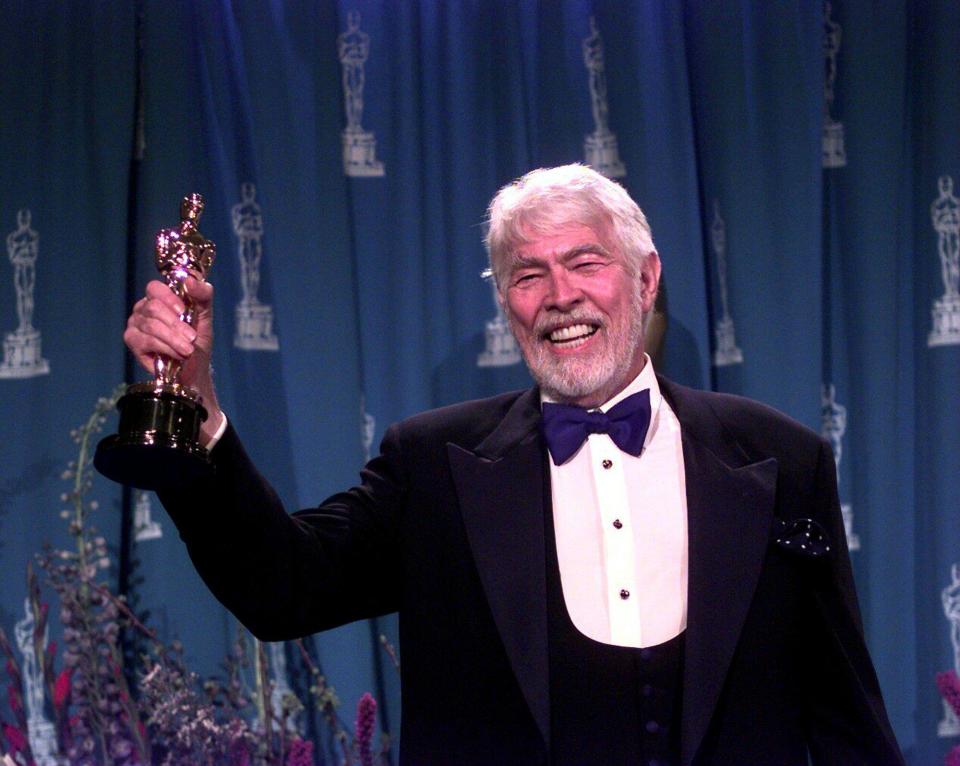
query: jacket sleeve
803 437 905 765
158 421 406 641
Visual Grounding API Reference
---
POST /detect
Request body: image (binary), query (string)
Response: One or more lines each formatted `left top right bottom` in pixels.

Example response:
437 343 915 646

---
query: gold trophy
95 193 216 490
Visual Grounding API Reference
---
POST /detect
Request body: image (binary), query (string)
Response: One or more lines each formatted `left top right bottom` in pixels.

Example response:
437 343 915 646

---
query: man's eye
513 273 539 285
575 261 603 272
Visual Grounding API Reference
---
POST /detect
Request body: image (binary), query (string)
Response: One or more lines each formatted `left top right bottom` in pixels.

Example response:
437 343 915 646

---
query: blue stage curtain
0 1 957 762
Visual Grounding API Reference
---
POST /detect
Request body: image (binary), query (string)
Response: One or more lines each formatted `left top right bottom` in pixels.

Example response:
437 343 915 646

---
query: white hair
484 164 656 291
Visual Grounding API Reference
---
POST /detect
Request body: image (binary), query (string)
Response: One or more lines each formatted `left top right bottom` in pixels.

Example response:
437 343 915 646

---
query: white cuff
205 411 229 450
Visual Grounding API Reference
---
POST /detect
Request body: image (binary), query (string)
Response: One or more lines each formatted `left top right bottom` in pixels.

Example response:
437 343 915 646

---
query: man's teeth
548 324 597 345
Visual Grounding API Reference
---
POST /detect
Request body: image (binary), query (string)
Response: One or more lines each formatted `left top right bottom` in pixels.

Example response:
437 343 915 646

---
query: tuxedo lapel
660 379 779 766
679 435 777 765
446 388 551 747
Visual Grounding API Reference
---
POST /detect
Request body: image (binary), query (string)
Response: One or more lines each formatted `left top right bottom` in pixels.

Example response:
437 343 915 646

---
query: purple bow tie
542 389 652 465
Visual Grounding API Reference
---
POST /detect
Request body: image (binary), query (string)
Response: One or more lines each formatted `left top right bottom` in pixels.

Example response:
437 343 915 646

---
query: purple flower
110 736 133 758
285 738 315 766
947 744 960 766
355 693 378 766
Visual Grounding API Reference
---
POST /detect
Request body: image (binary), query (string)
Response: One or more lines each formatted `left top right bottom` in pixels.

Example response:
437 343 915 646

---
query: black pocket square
773 517 831 558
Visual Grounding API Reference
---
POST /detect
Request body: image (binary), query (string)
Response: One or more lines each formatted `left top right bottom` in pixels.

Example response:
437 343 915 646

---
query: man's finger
138 298 187 329
124 326 190 363
144 280 188 313
128 314 196 356
184 276 214 304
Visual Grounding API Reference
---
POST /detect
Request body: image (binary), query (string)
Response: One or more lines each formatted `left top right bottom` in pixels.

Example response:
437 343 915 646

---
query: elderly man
126 165 903 765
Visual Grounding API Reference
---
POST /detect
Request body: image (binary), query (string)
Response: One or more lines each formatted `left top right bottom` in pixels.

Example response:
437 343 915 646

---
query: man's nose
545 269 583 310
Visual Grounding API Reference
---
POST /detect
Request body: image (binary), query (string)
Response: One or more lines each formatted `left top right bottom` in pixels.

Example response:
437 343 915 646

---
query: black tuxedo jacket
161 377 903 765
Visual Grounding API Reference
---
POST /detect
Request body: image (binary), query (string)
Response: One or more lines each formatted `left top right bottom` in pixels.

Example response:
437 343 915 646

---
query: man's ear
496 282 509 312
640 251 662 312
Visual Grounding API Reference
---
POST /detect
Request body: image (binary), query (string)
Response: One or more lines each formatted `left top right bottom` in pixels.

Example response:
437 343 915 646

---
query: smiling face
503 223 661 408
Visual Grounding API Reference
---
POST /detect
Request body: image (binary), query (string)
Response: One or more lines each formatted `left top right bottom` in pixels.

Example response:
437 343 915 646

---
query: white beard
510 289 646 405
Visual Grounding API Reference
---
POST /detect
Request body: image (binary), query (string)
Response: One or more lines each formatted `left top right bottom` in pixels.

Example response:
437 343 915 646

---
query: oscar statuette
94 193 216 490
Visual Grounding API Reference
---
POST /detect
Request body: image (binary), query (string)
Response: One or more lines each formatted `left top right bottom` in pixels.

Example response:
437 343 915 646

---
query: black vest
544 496 684 765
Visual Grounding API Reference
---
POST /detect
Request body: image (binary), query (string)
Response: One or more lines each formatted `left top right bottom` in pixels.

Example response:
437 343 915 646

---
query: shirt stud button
612 519 623 529
620 589 630 600
602 459 613 469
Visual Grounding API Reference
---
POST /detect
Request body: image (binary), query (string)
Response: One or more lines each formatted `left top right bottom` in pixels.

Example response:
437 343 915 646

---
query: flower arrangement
0 390 392 766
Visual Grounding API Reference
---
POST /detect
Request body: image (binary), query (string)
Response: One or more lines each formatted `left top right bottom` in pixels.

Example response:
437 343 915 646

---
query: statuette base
477 317 520 368
822 120 847 168
713 317 743 367
343 130 384 177
0 328 50 378
928 294 960 347
584 131 625 179
841 503 860 551
94 382 212 490
235 301 279 350
939 698 960 738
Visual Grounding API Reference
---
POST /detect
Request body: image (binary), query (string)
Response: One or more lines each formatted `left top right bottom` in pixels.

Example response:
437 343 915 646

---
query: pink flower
53 667 72 708
6 684 21 714
2 721 27 753
937 671 960 718
355 693 377 766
